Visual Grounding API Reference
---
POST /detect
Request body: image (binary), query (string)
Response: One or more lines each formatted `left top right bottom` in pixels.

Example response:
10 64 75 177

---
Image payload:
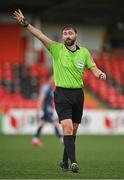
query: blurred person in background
32 75 63 147
13 9 106 173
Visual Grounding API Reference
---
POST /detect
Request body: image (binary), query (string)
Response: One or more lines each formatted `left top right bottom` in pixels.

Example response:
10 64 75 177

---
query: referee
13 9 106 173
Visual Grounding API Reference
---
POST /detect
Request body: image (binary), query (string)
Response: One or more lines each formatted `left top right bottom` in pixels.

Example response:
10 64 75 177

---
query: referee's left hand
99 72 106 80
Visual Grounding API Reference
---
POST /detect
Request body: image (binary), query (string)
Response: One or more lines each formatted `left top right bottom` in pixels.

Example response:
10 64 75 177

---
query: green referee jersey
49 40 96 88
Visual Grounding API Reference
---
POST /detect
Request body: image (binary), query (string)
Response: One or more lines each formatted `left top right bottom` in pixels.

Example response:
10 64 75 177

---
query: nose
66 34 71 39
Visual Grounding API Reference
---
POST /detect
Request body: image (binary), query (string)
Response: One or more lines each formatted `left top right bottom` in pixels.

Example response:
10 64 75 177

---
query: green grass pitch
0 134 124 179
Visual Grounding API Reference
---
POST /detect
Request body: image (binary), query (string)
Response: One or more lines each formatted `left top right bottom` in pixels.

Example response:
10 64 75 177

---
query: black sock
35 126 42 138
73 135 76 142
63 135 76 163
62 148 68 163
63 136 76 163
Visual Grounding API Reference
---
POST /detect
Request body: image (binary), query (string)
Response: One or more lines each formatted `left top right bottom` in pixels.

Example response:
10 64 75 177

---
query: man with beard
13 9 106 173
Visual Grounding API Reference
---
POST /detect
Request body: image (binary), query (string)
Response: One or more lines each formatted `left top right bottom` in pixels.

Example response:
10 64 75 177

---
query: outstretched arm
13 9 51 49
90 66 106 80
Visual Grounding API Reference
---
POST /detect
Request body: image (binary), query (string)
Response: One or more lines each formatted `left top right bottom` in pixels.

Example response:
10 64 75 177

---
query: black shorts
54 87 84 124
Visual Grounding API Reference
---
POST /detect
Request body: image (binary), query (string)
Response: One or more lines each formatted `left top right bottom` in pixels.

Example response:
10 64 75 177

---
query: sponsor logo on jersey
77 60 84 69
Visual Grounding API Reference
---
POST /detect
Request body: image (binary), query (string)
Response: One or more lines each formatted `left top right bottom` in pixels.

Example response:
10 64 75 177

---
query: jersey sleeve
49 40 61 56
85 49 96 69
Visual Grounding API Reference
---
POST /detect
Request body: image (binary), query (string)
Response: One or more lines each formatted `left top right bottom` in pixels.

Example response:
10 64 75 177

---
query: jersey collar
64 44 80 53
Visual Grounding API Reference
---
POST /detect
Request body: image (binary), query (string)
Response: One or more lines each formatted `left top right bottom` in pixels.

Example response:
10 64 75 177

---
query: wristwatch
20 18 29 28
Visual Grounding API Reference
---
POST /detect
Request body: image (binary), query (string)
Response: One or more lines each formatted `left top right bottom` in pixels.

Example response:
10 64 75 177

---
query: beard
64 38 76 46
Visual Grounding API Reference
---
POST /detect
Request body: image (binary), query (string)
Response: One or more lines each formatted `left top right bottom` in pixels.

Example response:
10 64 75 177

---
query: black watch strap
20 18 29 28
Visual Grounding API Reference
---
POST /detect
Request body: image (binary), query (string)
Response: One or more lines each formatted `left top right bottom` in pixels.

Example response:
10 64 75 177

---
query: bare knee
61 119 73 135
64 126 73 135
73 123 79 135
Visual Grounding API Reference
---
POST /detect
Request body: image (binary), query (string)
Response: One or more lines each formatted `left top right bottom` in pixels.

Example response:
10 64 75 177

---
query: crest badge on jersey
77 60 84 69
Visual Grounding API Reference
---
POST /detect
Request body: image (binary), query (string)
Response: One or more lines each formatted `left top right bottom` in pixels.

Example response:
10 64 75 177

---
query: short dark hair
62 24 77 33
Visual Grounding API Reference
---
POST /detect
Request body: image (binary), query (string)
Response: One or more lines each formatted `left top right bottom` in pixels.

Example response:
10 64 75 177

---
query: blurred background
0 0 124 135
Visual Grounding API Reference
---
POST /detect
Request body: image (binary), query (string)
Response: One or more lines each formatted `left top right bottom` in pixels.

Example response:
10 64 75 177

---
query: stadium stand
83 90 105 109
0 25 123 111
84 51 124 109
0 56 123 111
